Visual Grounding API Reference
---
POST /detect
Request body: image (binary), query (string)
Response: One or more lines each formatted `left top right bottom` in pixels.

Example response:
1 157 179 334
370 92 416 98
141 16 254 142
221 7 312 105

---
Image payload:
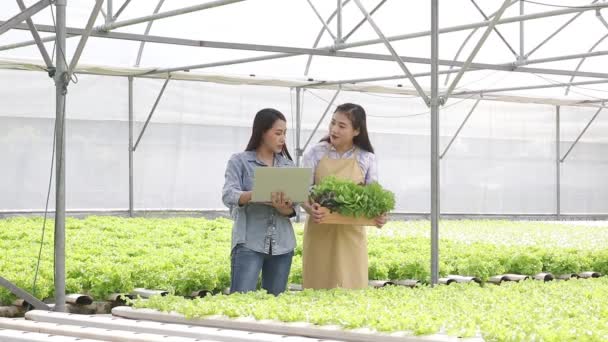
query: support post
128 76 134 217
556 106 561 220
53 0 67 313
430 0 440 286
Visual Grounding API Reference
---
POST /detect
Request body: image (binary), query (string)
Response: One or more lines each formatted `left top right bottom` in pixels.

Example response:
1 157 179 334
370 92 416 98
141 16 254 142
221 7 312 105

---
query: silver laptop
251 167 312 203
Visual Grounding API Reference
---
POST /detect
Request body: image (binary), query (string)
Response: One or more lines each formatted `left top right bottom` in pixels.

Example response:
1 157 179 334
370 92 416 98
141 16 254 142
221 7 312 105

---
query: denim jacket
222 151 296 255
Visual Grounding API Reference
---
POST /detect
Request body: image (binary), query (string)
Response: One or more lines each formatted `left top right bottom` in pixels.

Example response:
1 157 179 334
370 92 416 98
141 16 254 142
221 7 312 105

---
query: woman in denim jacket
222 108 296 295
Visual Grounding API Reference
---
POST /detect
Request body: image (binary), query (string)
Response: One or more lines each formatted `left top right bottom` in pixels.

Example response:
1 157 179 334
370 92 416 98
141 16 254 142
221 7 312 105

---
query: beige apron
302 149 368 289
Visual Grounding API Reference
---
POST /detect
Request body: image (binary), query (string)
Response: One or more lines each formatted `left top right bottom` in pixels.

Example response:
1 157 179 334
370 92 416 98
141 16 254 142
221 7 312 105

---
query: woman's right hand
238 191 252 206
309 201 325 224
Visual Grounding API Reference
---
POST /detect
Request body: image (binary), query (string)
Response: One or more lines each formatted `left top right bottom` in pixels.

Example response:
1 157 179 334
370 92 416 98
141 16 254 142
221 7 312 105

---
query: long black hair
245 108 292 160
321 103 374 153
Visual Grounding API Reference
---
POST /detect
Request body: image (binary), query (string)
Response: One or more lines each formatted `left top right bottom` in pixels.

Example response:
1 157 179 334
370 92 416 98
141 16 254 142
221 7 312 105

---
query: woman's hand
374 213 388 229
271 192 294 216
238 191 252 206
309 201 326 224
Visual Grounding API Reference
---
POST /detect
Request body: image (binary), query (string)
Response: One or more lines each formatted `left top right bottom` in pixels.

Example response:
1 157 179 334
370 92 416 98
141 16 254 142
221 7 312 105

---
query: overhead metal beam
470 0 518 57
353 0 429 106
560 107 603 162
525 49 608 65
565 33 608 95
0 0 52 36
113 0 133 21
148 53 298 75
525 0 599 58
304 0 351 76
135 0 166 67
15 0 53 69
308 48 608 88
335 2 608 51
445 0 519 85
0 32 78 52
98 0 246 31
68 0 105 76
306 0 337 41
445 0 512 102
343 0 387 42
9 16 608 80
453 79 608 97
440 99 481 159
302 87 341 153
133 76 171 151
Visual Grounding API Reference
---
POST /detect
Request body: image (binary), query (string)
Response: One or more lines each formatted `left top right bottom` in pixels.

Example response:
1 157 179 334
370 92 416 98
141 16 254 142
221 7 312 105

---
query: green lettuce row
0 217 607 305
133 278 608 341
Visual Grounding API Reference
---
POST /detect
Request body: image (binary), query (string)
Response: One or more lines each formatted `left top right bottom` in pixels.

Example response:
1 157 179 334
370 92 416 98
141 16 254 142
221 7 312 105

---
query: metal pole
306 0 337 41
304 0 351 76
519 0 524 60
99 0 245 31
113 0 132 21
445 0 511 101
452 79 608 97
295 88 302 167
68 0 104 76
469 0 517 57
440 99 480 159
560 107 603 162
128 76 134 217
133 77 171 151
556 106 560 220
15 0 53 69
53 0 67 313
352 0 430 106
135 0 166 67
0 0 52 36
565 34 608 95
525 1 597 58
430 0 440 286
295 88 302 223
343 0 387 42
106 0 113 24
337 0 342 43
334 2 608 51
302 88 341 152
9 21 608 80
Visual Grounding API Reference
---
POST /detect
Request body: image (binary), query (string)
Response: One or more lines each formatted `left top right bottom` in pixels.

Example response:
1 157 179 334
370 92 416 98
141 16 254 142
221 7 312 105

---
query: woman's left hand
271 192 294 216
374 213 388 229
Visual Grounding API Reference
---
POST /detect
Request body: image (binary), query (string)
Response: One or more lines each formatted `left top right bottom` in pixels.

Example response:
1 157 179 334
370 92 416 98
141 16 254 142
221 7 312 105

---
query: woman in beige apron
302 103 387 290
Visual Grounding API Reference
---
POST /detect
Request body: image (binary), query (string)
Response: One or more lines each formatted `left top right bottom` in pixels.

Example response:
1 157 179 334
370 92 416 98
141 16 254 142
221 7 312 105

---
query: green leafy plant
134 278 608 341
310 176 396 219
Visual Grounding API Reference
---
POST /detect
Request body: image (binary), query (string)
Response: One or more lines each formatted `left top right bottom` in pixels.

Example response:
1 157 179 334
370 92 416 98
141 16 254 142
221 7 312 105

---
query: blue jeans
230 244 293 296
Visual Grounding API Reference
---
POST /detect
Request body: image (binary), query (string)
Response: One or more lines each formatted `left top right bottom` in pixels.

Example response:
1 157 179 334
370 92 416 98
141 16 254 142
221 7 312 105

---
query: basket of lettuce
309 176 395 225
